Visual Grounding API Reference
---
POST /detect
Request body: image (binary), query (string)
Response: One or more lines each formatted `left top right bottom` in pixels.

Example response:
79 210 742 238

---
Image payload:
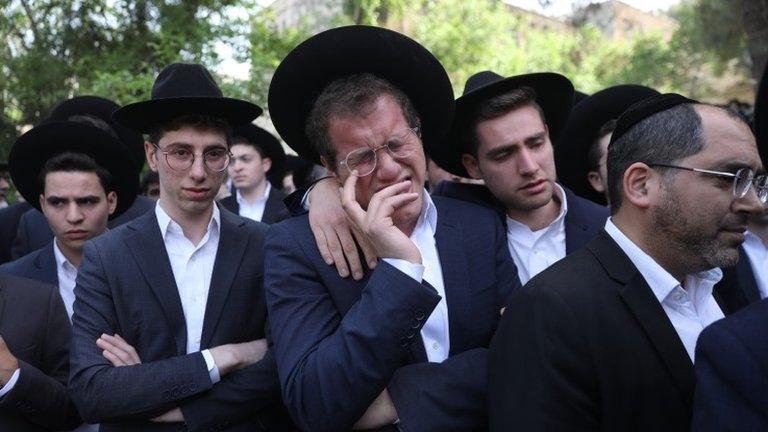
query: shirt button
432 342 440 351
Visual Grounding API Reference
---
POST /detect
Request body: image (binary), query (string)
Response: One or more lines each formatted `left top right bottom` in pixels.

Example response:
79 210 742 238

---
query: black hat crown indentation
151 63 223 99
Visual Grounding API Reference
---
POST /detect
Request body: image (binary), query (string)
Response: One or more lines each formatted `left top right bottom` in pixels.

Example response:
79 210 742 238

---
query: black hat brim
268 25 455 165
232 124 287 185
556 84 659 204
9 121 139 218
48 95 147 168
113 97 263 133
755 63 768 166
434 72 574 177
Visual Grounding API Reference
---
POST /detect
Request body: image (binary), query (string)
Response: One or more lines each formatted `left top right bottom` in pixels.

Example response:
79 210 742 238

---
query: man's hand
0 335 19 386
353 390 398 430
209 339 268 377
309 177 378 280
151 407 184 423
97 333 141 366
341 172 421 264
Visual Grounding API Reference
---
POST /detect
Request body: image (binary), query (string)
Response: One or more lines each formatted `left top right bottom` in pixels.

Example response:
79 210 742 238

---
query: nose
374 149 400 182
189 154 207 181
733 185 765 216
517 147 539 176
66 202 84 224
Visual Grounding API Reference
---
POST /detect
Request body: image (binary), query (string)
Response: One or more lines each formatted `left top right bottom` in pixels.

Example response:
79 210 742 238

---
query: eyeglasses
153 144 232 172
338 127 421 177
649 163 768 204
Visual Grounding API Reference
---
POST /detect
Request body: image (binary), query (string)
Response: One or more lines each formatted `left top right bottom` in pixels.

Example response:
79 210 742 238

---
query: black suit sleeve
488 285 599 431
0 285 82 430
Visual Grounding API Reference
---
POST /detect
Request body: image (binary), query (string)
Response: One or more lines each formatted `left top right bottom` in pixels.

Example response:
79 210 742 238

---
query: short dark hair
148 114 232 147
465 86 546 156
38 152 113 195
305 73 420 167
587 119 617 171
231 136 267 159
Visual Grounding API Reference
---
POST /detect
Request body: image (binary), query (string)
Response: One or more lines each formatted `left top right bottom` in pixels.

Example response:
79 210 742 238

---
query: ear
461 153 483 180
145 141 158 172
587 171 605 193
107 191 118 216
320 155 340 179
262 156 272 173
38 194 47 215
622 162 658 210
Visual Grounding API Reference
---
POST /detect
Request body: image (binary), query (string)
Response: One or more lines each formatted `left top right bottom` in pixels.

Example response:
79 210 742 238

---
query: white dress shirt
506 183 568 285
741 230 768 299
53 240 78 322
236 182 271 222
604 218 724 361
155 202 220 382
382 192 450 363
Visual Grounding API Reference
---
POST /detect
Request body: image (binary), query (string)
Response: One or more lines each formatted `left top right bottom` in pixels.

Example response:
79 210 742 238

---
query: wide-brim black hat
114 63 262 133
433 70 574 177
48 95 146 168
556 84 659 204
755 62 768 166
232 123 287 186
0 161 7 172
9 121 139 218
268 25 455 165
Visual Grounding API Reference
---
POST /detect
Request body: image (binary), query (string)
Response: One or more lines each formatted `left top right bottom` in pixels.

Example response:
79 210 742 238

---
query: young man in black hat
265 26 519 432
219 124 289 224
488 94 766 430
69 63 291 431
11 96 155 260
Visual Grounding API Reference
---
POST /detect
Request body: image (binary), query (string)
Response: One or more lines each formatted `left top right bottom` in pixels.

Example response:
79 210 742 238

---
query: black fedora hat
113 63 262 133
431 70 574 177
556 84 659 205
268 25 455 165
755 62 768 166
232 123 287 186
8 121 139 218
48 95 146 169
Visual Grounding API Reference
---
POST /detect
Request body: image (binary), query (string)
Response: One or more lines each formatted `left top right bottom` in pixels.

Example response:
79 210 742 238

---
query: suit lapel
124 212 188 355
35 243 59 286
591 232 695 407
433 200 472 356
261 191 280 225
201 209 249 347
563 189 593 254
735 246 761 303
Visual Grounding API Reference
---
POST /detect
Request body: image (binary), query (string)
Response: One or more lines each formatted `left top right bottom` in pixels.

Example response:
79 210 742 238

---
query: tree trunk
742 0 768 81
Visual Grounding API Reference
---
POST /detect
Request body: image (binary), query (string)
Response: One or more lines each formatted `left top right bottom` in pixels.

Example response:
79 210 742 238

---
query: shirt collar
506 182 569 234
155 200 221 240
236 182 271 205
417 188 438 234
604 217 722 303
744 230 766 250
52 239 76 273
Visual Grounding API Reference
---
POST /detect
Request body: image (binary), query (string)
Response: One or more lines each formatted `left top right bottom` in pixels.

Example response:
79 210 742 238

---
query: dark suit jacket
714 246 761 314
692 298 768 431
11 195 154 260
69 207 291 432
218 188 289 225
0 242 58 286
265 196 521 432
431 182 608 254
488 230 735 431
0 274 81 431
0 202 32 264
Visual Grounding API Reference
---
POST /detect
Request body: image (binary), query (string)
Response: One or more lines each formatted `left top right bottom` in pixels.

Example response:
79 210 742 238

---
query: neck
239 179 268 203
506 191 561 232
55 238 83 268
159 199 213 245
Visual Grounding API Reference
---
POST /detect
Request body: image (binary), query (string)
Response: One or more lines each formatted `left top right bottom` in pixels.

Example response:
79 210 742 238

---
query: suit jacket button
413 308 426 320
399 337 409 347
406 329 416 339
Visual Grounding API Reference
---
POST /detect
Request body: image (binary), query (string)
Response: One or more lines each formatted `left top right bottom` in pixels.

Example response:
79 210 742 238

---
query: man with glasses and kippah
488 94 766 431
265 26 520 431
68 63 293 431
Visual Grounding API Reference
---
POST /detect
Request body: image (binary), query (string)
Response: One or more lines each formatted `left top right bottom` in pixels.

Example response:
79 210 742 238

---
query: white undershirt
236 182 271 222
741 230 768 300
506 183 568 285
382 191 450 363
604 218 724 361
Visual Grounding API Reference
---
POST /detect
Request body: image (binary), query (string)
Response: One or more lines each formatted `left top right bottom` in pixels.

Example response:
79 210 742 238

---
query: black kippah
610 93 699 145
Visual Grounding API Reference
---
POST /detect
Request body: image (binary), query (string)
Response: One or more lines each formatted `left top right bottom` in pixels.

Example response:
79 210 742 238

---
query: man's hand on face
309 177 379 280
97 333 141 366
341 171 422 264
209 338 268 377
0 335 19 386
353 389 398 430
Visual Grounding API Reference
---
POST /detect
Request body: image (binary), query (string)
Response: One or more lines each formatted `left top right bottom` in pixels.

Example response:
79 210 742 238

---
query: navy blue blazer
693 298 768 431
432 182 608 254
69 206 290 432
0 202 32 264
11 195 155 260
218 187 289 225
0 242 58 286
265 195 521 432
